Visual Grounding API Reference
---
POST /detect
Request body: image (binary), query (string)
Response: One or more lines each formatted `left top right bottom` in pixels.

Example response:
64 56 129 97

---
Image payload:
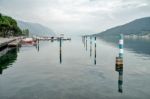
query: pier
8 39 21 47
0 37 21 49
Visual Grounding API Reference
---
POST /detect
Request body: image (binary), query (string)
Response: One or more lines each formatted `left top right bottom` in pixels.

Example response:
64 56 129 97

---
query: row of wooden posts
83 34 124 93
82 36 97 65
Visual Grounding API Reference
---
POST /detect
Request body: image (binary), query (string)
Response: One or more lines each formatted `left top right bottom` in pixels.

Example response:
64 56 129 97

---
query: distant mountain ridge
17 21 55 36
95 17 150 37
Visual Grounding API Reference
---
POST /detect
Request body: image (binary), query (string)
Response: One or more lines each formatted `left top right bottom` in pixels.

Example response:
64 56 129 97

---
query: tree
0 13 22 37
22 29 29 37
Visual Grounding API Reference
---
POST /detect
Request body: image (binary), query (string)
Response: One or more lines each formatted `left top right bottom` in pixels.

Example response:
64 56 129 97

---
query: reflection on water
124 38 150 56
94 37 96 65
90 36 92 57
59 38 62 64
86 36 87 51
0 36 150 99
82 36 85 47
98 36 150 57
82 36 97 65
0 48 17 74
116 65 123 93
36 39 40 52
118 69 123 93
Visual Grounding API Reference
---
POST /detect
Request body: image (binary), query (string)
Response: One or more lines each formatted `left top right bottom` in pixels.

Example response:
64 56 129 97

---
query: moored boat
21 38 37 45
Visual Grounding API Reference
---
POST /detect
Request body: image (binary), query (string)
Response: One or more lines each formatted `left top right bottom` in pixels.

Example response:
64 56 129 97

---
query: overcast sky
0 0 150 35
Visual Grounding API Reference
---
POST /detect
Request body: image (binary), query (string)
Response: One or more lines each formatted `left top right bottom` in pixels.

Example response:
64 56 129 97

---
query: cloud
0 0 150 35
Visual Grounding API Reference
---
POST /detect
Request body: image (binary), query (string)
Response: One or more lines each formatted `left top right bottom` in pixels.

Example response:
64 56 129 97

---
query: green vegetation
22 29 29 37
0 13 22 37
0 48 17 74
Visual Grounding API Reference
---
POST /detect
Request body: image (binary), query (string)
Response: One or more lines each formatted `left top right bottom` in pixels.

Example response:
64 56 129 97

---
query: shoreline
0 37 21 50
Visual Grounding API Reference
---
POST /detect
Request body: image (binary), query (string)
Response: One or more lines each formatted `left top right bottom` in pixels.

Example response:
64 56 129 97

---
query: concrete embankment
0 37 21 49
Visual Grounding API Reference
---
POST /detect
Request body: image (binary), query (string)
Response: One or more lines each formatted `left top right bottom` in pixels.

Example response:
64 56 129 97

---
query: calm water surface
0 36 150 99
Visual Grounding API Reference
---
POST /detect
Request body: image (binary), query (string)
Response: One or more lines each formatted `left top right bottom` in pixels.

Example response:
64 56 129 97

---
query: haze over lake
0 37 150 99
1 0 150 99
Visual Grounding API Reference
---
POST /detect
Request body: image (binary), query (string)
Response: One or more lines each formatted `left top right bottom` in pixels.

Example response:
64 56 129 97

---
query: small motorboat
21 38 37 45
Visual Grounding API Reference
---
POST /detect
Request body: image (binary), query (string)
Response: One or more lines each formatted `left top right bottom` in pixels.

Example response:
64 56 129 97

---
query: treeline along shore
0 13 29 51
0 13 29 37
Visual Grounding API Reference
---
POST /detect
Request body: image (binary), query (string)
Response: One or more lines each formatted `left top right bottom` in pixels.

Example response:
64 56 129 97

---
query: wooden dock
37 37 71 41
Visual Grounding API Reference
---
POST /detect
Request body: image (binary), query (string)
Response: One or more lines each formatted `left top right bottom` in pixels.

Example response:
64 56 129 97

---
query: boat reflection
0 48 17 75
21 39 40 52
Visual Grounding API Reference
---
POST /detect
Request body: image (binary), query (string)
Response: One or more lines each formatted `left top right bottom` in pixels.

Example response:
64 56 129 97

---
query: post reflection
0 48 17 75
51 37 54 42
36 39 40 52
86 36 87 51
82 36 85 47
94 37 96 65
116 66 123 93
59 38 62 64
90 36 92 57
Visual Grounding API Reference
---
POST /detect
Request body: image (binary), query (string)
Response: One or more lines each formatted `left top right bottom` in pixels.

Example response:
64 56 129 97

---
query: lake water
0 36 150 99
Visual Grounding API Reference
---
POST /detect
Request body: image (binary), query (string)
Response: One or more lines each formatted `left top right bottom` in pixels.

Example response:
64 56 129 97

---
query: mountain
93 17 150 56
94 17 150 37
17 21 55 36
